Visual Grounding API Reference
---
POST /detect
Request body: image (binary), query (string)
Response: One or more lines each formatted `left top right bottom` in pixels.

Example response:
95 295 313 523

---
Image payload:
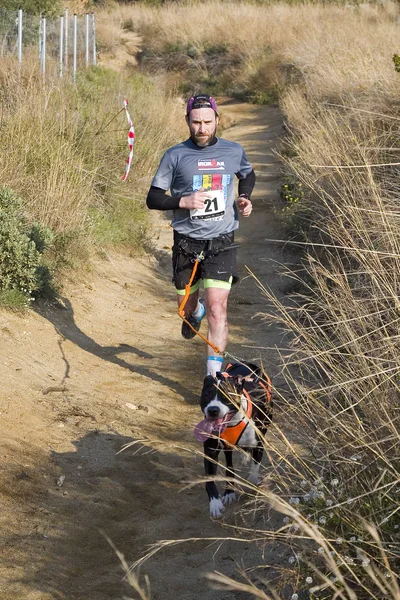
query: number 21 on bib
190 189 225 221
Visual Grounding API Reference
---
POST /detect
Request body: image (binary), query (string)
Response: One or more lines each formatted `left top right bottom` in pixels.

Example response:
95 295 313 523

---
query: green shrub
393 53 400 73
280 173 305 205
0 186 54 307
277 172 312 239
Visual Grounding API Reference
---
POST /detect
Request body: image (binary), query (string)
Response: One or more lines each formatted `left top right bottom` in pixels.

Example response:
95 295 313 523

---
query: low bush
0 186 53 307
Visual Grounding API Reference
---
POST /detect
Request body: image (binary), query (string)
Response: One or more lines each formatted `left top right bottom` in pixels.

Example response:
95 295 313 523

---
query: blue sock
192 299 206 322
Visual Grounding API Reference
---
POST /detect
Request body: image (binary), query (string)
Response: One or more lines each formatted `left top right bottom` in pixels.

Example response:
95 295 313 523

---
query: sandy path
0 101 292 600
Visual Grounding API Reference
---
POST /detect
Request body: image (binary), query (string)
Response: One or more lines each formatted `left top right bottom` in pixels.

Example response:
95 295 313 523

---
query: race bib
190 189 225 221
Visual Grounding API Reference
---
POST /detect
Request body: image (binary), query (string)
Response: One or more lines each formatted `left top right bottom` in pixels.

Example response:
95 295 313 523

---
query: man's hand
236 195 253 217
179 188 213 210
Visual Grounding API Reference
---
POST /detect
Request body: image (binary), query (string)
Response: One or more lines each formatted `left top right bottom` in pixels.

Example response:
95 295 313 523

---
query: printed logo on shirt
197 159 225 171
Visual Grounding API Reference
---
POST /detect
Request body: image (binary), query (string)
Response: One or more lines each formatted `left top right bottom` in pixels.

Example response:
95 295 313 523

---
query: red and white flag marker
122 100 135 181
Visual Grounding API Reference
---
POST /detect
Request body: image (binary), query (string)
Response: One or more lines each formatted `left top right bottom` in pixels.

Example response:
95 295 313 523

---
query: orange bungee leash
178 252 223 355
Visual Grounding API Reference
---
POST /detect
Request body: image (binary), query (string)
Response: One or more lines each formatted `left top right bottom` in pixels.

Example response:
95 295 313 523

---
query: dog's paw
209 497 225 519
247 463 261 487
222 491 237 506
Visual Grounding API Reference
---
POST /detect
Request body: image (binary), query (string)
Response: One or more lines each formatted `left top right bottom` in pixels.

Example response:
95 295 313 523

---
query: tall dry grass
97 1 400 102
0 55 186 264
253 3 400 598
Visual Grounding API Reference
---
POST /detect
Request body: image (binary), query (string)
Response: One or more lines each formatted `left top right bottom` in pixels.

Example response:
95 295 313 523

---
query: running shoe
181 299 206 339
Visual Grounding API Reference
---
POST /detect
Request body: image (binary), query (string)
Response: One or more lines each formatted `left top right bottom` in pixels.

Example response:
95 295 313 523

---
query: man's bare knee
207 302 227 323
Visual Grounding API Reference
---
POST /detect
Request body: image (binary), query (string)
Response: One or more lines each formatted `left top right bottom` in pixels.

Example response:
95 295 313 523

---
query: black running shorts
172 231 239 294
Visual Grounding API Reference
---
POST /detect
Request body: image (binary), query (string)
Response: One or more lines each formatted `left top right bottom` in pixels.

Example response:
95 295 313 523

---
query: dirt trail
0 101 293 600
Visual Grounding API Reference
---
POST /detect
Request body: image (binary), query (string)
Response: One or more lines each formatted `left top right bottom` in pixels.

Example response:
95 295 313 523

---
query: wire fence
0 7 96 81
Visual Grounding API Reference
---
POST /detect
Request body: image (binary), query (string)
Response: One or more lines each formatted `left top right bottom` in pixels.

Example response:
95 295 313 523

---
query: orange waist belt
220 376 272 446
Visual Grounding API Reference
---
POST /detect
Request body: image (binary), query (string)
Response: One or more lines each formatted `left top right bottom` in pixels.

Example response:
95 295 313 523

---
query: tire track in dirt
0 100 295 600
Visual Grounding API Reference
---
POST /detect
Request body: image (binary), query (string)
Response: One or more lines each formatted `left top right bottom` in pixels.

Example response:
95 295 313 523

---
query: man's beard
191 128 217 147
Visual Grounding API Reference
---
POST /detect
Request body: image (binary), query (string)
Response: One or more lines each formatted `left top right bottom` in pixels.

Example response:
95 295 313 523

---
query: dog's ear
200 375 218 407
203 374 217 386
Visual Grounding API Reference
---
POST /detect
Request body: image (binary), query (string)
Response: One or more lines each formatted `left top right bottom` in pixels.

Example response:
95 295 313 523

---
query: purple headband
186 94 218 116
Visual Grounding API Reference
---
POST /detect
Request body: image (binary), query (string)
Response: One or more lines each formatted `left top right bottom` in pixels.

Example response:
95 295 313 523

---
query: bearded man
146 94 255 376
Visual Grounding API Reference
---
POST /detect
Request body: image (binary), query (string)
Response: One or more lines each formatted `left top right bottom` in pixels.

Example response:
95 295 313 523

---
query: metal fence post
65 8 68 69
73 13 77 82
85 13 89 67
92 13 96 66
59 16 64 78
17 8 23 67
38 12 42 60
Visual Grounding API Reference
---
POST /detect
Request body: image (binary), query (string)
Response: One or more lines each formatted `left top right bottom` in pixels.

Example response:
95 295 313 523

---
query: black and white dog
194 362 273 518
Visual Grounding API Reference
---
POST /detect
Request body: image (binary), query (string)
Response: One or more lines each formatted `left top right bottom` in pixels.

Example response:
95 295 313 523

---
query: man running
146 94 255 376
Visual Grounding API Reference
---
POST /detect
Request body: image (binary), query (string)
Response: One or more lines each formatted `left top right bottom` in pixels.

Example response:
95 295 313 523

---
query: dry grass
97 1 400 102
0 54 186 263
258 3 400 598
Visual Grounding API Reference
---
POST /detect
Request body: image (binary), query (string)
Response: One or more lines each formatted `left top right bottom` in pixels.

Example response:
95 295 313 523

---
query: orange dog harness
219 374 272 446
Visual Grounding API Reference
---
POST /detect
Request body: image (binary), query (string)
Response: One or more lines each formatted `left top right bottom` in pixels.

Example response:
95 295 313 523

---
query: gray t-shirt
151 138 253 239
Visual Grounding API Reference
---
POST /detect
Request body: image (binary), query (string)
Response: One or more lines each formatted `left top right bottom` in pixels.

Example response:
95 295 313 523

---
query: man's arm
237 169 256 218
146 186 181 210
146 186 214 211
238 169 256 199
